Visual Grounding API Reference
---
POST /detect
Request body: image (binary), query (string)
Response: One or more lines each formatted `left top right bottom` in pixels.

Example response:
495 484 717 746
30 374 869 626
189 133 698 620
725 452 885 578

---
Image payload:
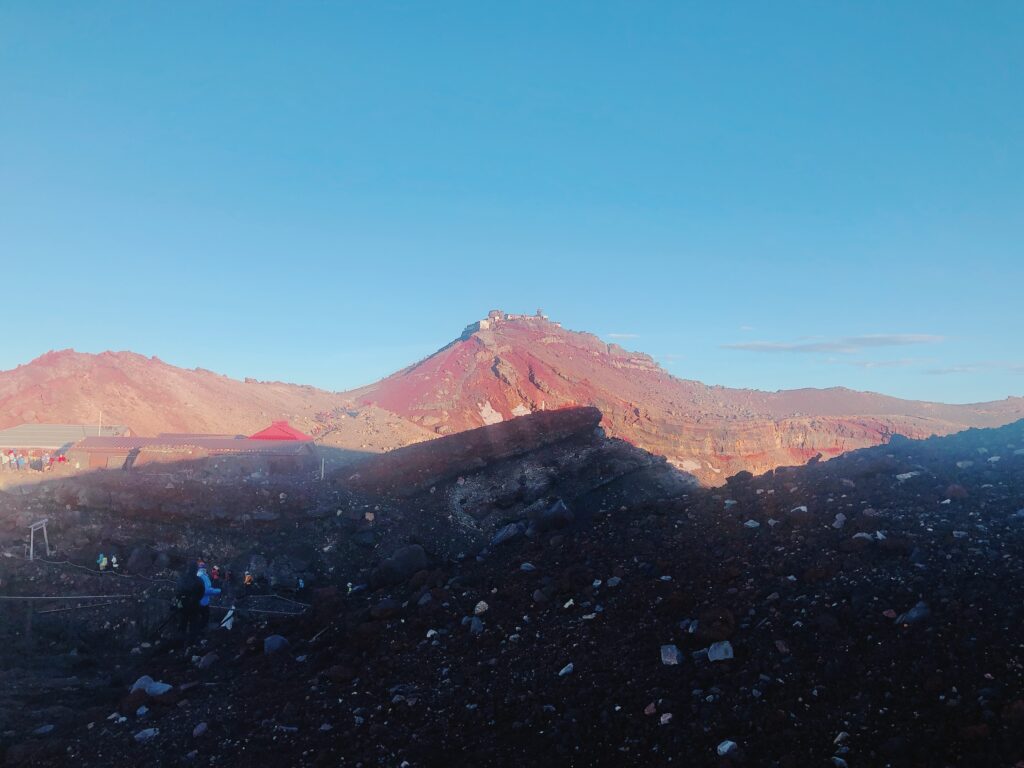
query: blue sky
1 2 1021 403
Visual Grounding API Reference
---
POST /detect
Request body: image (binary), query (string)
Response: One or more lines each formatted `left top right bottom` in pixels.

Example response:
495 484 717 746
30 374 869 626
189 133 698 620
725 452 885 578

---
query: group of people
1 450 69 471
174 560 223 642
96 552 121 571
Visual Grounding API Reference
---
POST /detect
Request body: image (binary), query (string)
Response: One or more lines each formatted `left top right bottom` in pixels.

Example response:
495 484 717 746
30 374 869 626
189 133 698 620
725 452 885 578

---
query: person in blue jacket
196 560 221 633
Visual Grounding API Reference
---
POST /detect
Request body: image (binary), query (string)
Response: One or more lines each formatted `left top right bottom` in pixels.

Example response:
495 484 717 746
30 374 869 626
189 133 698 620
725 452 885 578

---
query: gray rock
539 499 574 531
197 652 219 670
660 644 682 666
192 722 208 738
558 662 574 676
895 601 931 626
32 724 55 736
717 740 738 756
144 681 172 697
606 576 622 588
491 523 523 547
134 728 159 742
126 547 154 575
263 634 290 655
130 675 155 693
373 545 429 586
370 598 402 620
708 640 734 662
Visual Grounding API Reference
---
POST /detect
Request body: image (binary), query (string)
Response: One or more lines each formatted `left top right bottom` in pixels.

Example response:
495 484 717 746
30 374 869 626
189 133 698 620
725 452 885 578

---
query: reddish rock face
349 314 1024 484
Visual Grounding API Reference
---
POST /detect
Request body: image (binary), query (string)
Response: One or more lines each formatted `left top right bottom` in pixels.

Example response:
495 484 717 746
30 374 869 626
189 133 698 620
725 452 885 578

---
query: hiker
174 559 206 643
243 571 254 592
96 553 108 571
111 554 120 571
210 565 221 588
196 561 221 632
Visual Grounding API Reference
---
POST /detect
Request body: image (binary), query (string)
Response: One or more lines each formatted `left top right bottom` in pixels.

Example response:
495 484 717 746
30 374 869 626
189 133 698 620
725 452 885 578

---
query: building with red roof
249 421 313 441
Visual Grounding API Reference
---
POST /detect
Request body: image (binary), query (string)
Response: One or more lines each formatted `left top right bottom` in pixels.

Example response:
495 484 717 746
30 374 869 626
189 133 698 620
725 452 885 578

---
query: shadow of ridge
0 444 375 533
337 405 699 498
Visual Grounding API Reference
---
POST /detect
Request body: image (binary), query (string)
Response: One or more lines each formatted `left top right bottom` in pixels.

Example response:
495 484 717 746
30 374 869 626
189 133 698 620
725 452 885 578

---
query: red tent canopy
249 421 313 441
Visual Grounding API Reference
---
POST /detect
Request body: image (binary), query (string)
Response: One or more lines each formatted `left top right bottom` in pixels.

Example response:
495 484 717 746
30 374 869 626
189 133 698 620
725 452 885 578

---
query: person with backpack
196 561 221 633
174 560 206 644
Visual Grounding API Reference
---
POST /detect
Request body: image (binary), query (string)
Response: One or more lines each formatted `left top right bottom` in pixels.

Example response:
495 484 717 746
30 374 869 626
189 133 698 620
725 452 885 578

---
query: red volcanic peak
349 310 1024 484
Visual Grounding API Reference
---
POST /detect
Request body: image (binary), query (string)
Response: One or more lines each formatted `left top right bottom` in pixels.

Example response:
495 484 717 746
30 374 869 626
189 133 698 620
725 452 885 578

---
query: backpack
173 576 204 610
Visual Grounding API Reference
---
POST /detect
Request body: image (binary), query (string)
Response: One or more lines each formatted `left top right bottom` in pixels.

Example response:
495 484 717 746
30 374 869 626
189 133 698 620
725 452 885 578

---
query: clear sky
1 2 1021 403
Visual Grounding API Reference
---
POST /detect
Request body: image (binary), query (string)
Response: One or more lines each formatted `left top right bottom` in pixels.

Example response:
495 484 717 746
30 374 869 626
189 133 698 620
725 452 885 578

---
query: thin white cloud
846 358 926 369
926 361 1024 375
724 334 944 355
739 325 755 332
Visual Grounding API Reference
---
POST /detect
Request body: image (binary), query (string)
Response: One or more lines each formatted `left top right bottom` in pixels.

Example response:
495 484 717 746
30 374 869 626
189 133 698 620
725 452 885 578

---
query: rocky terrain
3 315 1023 483
1 409 1023 766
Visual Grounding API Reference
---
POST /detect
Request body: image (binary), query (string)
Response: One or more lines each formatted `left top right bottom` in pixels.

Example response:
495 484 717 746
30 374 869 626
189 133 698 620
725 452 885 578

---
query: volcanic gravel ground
7 421 1024 767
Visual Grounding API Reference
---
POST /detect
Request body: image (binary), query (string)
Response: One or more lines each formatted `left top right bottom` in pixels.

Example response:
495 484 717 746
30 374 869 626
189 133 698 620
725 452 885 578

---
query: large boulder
126 547 154 576
372 545 428 587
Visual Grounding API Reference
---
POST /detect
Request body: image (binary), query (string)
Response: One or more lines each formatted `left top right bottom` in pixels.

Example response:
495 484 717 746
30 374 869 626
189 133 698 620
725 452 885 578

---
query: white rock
558 663 574 677
743 520 760 529
660 644 682 665
130 675 154 693
717 740 739 756
473 601 489 615
708 641 734 662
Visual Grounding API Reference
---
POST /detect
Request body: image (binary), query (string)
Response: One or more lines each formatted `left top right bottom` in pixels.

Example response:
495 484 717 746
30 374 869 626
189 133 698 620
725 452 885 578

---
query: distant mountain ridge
3 315 1022 484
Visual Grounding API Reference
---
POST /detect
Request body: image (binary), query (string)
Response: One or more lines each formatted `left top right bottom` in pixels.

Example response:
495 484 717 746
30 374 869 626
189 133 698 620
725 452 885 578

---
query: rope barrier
6 550 176 585
0 594 135 601
257 593 311 608
36 602 119 615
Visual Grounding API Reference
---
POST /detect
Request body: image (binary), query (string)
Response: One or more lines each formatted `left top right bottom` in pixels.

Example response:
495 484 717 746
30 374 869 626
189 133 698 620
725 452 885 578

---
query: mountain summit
351 310 1024 483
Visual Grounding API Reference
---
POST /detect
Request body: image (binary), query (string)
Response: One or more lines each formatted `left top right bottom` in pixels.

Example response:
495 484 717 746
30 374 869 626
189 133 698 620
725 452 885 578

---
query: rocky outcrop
341 407 603 497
